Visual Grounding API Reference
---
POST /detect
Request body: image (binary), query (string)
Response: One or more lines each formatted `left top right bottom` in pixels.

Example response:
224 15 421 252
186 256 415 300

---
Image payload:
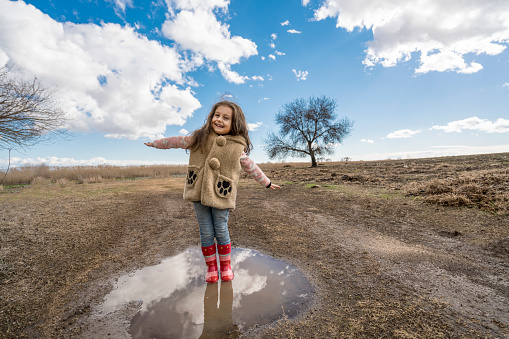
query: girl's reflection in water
200 281 239 339
102 249 312 338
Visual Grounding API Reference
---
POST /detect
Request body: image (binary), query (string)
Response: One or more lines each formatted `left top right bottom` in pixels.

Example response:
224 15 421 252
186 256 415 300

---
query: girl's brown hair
188 101 253 155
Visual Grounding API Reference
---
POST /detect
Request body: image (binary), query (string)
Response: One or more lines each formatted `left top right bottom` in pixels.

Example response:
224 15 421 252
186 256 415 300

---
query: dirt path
231 183 509 337
1 176 508 338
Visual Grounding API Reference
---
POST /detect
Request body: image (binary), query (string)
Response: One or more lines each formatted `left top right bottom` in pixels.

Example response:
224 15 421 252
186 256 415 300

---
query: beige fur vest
183 133 247 210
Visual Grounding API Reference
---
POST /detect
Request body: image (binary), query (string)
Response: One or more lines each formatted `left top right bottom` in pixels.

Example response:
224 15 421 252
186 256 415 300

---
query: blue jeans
193 202 231 247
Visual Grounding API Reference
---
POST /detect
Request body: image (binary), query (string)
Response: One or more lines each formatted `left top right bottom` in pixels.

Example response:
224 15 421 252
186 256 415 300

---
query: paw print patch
186 166 199 187
187 170 197 185
215 175 233 198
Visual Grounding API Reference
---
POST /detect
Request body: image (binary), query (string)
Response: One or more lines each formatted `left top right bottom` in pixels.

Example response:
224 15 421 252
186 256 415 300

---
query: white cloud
281 20 290 26
217 62 249 84
219 92 235 99
0 156 186 168
179 129 189 135
386 129 421 139
0 0 201 141
347 144 509 161
432 117 509 133
431 145 470 148
416 50 483 74
287 29 302 34
251 75 264 81
0 50 8 67
258 97 270 103
168 0 230 10
107 0 134 16
247 122 263 131
266 51 285 61
361 139 374 144
302 0 311 6
292 69 308 81
268 34 284 58
503 83 509 89
161 0 258 81
161 9 257 65
312 0 509 74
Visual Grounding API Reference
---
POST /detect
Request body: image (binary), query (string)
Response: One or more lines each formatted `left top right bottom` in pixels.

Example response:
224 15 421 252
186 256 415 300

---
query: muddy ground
1 153 508 338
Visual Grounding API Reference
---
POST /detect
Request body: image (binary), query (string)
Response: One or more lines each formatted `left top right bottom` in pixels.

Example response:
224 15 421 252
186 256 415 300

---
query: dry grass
259 152 509 216
0 164 187 186
55 178 68 187
402 168 509 215
30 176 48 186
1 153 508 214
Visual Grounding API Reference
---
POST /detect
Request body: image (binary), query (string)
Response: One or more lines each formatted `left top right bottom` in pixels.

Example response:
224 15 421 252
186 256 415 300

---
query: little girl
145 100 280 283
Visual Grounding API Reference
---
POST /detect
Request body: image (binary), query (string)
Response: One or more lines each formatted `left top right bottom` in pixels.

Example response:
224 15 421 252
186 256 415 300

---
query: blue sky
1 0 508 168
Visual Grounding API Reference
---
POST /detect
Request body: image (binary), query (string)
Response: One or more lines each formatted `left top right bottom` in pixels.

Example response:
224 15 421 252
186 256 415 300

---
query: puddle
98 248 313 338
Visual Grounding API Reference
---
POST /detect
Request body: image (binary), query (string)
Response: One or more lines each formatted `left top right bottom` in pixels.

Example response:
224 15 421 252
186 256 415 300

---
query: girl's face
211 105 233 135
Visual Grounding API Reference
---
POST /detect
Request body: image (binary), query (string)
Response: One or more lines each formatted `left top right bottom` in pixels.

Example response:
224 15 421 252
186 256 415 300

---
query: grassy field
2 152 508 215
258 152 509 215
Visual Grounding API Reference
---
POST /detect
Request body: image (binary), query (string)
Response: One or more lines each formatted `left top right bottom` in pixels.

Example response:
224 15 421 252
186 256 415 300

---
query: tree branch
0 149 11 185
0 66 68 150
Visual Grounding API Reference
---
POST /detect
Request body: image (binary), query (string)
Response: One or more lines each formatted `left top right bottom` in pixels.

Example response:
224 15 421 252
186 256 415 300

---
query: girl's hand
269 183 281 190
144 142 154 147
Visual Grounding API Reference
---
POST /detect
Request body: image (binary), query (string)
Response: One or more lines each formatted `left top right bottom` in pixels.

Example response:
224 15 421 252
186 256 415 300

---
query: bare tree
264 96 353 167
0 66 67 150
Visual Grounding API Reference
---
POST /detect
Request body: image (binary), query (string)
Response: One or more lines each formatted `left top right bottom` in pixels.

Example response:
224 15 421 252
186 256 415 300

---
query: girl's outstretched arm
240 152 281 189
145 136 190 149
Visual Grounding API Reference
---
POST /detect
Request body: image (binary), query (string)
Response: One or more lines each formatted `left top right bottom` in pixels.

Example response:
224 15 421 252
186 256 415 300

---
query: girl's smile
211 105 232 135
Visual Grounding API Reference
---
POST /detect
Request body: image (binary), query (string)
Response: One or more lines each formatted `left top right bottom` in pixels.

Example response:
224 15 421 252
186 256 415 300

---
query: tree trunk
308 142 318 167
310 151 317 167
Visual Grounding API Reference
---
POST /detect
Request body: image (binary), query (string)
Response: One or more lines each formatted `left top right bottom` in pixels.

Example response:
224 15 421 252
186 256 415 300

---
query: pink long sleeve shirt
153 136 272 187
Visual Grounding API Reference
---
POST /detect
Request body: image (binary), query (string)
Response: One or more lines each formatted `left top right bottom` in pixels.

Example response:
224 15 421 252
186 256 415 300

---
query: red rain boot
201 244 219 284
218 243 234 282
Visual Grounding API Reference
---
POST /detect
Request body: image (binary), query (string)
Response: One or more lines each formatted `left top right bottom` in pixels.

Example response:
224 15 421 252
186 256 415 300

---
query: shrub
56 178 69 187
30 177 47 186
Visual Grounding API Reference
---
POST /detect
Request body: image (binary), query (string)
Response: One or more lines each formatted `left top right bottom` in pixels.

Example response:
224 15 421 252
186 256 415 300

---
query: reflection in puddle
101 248 313 338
